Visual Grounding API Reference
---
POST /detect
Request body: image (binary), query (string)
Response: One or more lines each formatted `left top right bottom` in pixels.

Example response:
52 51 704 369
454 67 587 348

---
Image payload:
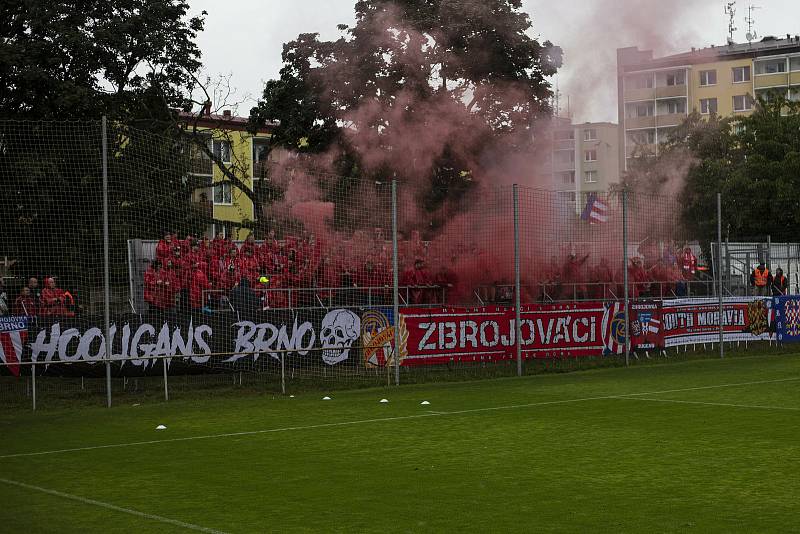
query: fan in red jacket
189 261 211 311
145 261 179 310
13 286 37 316
679 247 697 280
155 230 175 263
40 277 73 316
401 259 432 304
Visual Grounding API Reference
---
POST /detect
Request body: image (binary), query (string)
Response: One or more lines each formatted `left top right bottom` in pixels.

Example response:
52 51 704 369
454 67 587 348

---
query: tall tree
250 0 561 221
624 97 800 245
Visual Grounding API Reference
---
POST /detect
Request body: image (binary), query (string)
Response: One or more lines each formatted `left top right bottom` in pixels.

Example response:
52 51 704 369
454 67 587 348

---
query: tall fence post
392 179 400 386
718 193 724 358
163 358 169 401
102 116 112 408
31 361 37 411
513 185 522 377
622 189 630 366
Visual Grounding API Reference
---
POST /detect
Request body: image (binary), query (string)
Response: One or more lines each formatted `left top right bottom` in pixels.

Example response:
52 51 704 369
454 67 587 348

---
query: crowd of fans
0 276 75 318
533 245 702 301
143 231 715 313
143 230 451 314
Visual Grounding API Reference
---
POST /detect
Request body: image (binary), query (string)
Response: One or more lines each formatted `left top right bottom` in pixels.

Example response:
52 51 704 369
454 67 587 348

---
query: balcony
191 199 213 219
189 155 213 176
626 143 657 158
253 161 270 180
623 87 655 102
625 115 656 129
656 85 687 99
754 73 788 89
656 113 687 127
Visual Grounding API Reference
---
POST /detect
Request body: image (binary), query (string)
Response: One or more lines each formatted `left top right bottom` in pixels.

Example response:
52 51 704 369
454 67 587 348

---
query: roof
620 35 800 73
177 110 278 135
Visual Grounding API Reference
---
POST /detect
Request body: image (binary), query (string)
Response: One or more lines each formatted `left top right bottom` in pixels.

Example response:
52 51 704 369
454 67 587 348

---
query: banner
399 302 611 365
773 296 800 342
660 297 773 347
1 308 368 377
629 301 663 352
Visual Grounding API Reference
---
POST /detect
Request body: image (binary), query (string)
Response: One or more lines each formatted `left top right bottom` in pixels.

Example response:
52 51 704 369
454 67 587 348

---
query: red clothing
40 287 70 316
401 266 432 304
155 239 173 262
189 268 211 309
13 296 36 316
144 268 179 310
679 249 697 279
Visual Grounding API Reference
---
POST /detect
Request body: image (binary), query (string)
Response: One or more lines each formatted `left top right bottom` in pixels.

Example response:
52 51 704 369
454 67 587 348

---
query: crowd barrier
0 295 792 378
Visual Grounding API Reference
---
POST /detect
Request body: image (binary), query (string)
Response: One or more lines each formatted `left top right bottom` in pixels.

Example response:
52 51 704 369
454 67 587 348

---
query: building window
212 139 231 164
584 171 598 184
790 88 800 102
253 139 270 179
553 129 575 140
634 102 654 117
733 95 753 112
213 182 232 205
657 128 675 143
666 72 685 86
584 149 597 162
559 171 575 184
664 99 686 114
583 129 597 141
791 57 800 72
755 59 786 74
732 66 751 83
699 70 717 86
700 98 718 114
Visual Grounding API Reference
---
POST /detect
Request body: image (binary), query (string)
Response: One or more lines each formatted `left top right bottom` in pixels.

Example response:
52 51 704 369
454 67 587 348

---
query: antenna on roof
744 4 760 43
725 2 737 45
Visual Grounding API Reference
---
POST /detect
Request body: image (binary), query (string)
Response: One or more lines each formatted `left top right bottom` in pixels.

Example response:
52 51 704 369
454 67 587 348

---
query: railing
201 285 447 312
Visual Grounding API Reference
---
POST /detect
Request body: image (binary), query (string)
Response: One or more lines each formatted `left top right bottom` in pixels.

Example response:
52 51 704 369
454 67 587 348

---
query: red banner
660 298 773 347
399 303 609 366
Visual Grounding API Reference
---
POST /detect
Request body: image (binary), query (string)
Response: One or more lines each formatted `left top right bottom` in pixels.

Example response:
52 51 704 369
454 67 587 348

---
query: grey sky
189 0 798 123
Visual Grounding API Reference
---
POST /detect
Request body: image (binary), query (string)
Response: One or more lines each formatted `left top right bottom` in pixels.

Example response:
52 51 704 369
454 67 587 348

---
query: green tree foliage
625 98 800 244
250 0 561 220
0 0 204 123
0 2 208 295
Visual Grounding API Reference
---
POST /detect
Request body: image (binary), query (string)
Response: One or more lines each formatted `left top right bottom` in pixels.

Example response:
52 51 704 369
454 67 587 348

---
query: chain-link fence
0 120 788 409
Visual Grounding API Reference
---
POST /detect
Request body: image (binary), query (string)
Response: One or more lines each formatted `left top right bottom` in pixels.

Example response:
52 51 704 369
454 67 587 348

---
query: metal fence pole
392 179 400 386
281 353 286 395
31 361 37 411
513 185 522 377
718 193 724 358
163 358 169 401
622 189 630 366
102 116 112 408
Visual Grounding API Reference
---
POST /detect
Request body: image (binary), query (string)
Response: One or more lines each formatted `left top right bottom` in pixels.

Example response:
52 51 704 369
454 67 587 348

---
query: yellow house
181 109 278 240
617 35 800 169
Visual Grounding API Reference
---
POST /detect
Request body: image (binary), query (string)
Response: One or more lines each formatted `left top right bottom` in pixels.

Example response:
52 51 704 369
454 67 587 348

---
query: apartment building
617 34 800 169
550 119 620 205
182 108 282 239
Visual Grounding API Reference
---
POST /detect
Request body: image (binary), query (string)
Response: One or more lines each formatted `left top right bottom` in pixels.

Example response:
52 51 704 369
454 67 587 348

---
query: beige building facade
617 35 800 169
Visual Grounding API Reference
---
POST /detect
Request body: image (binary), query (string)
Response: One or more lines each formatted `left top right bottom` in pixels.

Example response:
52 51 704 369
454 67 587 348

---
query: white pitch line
613 396 800 412
1 376 798 461
0 477 228 533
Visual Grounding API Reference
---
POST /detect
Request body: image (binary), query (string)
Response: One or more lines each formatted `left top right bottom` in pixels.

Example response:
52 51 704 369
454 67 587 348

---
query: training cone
322 396 332 401
380 398 389 403
420 401 431 405
155 424 167 430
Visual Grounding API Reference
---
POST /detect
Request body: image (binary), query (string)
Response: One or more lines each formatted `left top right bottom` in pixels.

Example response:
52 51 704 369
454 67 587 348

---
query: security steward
750 261 772 296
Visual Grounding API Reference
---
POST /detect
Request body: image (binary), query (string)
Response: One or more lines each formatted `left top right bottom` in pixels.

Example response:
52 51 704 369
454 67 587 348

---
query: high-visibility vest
754 267 770 287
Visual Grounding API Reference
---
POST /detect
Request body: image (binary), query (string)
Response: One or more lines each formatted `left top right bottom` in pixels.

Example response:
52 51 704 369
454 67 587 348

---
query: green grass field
3 353 800 533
